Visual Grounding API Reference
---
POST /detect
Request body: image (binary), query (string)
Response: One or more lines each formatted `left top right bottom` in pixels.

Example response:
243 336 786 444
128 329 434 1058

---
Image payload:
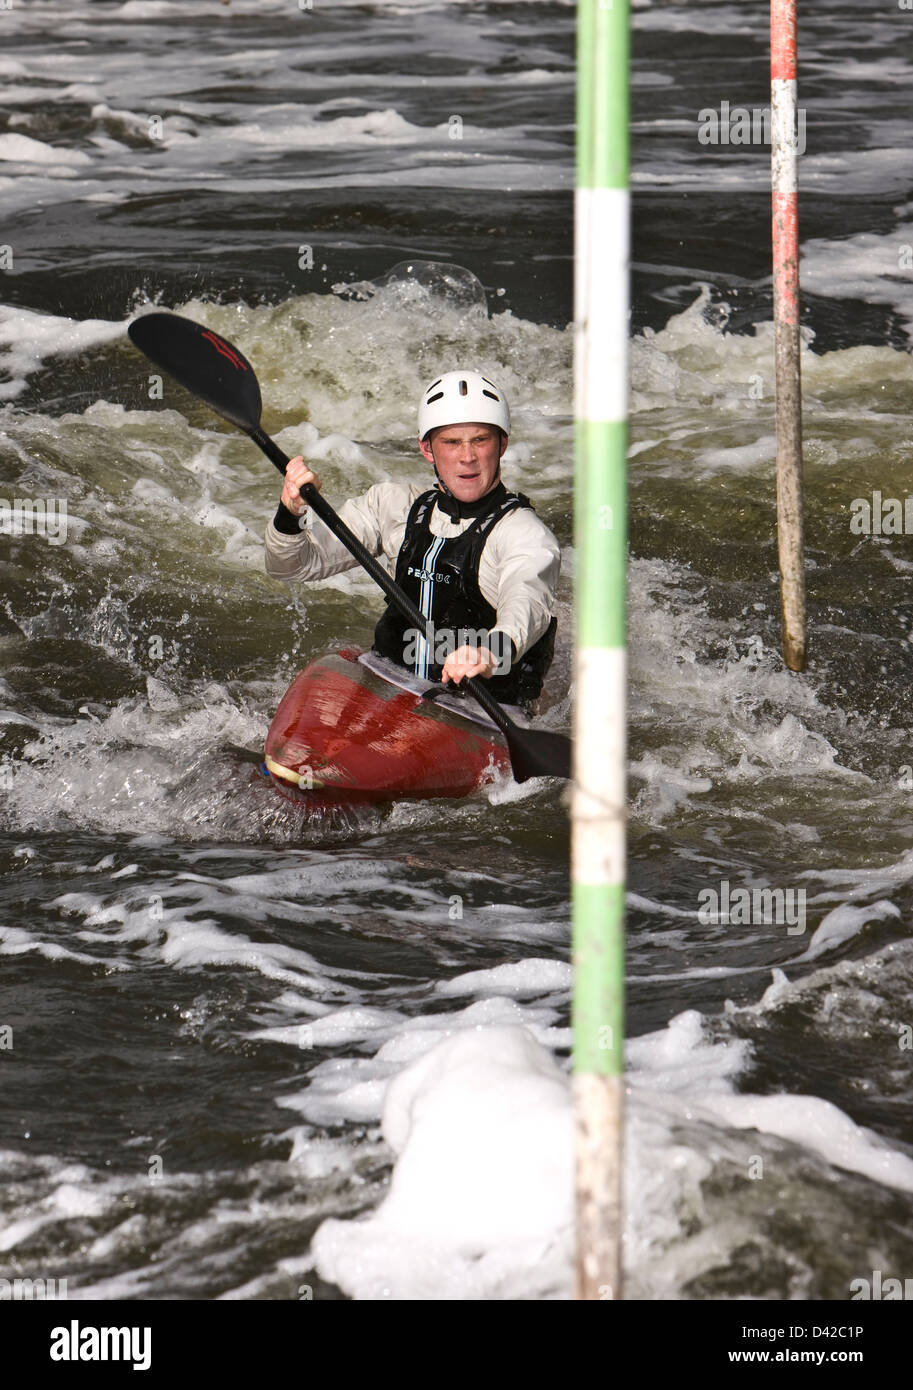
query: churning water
1 0 912 1300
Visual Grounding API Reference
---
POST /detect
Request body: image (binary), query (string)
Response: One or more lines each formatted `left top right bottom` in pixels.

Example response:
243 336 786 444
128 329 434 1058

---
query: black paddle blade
128 312 262 433
504 726 572 784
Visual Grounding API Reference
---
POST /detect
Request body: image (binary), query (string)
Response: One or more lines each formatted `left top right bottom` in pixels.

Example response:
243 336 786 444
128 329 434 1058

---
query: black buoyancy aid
372 484 557 706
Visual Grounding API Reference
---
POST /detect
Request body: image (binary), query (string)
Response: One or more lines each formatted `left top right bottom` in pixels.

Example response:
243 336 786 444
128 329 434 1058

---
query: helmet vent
418 369 509 439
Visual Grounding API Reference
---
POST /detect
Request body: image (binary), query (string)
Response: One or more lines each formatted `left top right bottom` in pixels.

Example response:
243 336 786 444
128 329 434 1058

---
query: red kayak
263 648 512 804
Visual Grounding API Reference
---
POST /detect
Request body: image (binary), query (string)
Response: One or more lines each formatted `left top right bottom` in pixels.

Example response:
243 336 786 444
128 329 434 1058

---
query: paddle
127 311 572 783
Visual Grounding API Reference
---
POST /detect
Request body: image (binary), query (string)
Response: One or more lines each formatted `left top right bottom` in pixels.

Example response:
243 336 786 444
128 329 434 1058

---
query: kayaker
263 370 560 712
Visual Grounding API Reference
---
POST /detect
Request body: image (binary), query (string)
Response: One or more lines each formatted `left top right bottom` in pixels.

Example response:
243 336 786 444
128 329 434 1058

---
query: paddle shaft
251 426 520 739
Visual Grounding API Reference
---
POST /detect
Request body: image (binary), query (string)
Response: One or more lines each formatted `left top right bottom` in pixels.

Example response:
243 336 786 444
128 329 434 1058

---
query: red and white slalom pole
770 0 806 670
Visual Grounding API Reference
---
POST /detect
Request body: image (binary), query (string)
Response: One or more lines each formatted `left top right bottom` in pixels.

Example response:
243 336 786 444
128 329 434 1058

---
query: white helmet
418 369 510 441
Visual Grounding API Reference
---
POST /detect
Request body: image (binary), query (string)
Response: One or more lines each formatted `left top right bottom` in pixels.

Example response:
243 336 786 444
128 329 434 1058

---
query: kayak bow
264 648 512 804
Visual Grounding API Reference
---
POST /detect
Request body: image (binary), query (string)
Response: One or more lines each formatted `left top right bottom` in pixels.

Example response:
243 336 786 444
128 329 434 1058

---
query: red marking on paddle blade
200 330 247 371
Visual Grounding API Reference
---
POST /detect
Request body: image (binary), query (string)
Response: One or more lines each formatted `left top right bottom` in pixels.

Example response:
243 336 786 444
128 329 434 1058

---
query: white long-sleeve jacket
263 480 561 660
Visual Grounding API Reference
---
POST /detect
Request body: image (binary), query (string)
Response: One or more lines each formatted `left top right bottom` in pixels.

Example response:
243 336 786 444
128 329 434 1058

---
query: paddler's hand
441 644 499 686
281 457 321 516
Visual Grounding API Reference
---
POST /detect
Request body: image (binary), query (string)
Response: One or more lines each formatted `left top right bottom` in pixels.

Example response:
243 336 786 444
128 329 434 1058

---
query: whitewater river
1 0 912 1301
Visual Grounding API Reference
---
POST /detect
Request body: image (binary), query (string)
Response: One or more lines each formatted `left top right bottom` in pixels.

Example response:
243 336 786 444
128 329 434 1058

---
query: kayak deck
264 648 511 803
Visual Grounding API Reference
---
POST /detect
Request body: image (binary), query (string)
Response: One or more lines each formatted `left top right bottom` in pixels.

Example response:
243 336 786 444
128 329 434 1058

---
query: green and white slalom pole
573 0 628 1301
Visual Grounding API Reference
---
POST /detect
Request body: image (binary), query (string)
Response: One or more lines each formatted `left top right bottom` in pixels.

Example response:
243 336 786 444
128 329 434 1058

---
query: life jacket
372 485 557 706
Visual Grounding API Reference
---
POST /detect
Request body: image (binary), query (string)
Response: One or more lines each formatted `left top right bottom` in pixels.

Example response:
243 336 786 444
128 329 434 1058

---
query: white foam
311 1026 574 1300
277 989 569 1129
628 553 853 821
0 923 125 972
800 900 901 962
166 293 572 450
300 983 913 1299
697 435 776 472
0 306 125 402
435 958 571 998
113 0 255 15
0 132 92 166
802 224 913 340
630 1007 913 1192
1 687 273 840
704 1088 913 1189
0 1164 115 1253
249 1006 402 1050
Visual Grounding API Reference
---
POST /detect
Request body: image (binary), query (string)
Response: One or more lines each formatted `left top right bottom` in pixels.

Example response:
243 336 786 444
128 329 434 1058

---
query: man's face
418 422 508 503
